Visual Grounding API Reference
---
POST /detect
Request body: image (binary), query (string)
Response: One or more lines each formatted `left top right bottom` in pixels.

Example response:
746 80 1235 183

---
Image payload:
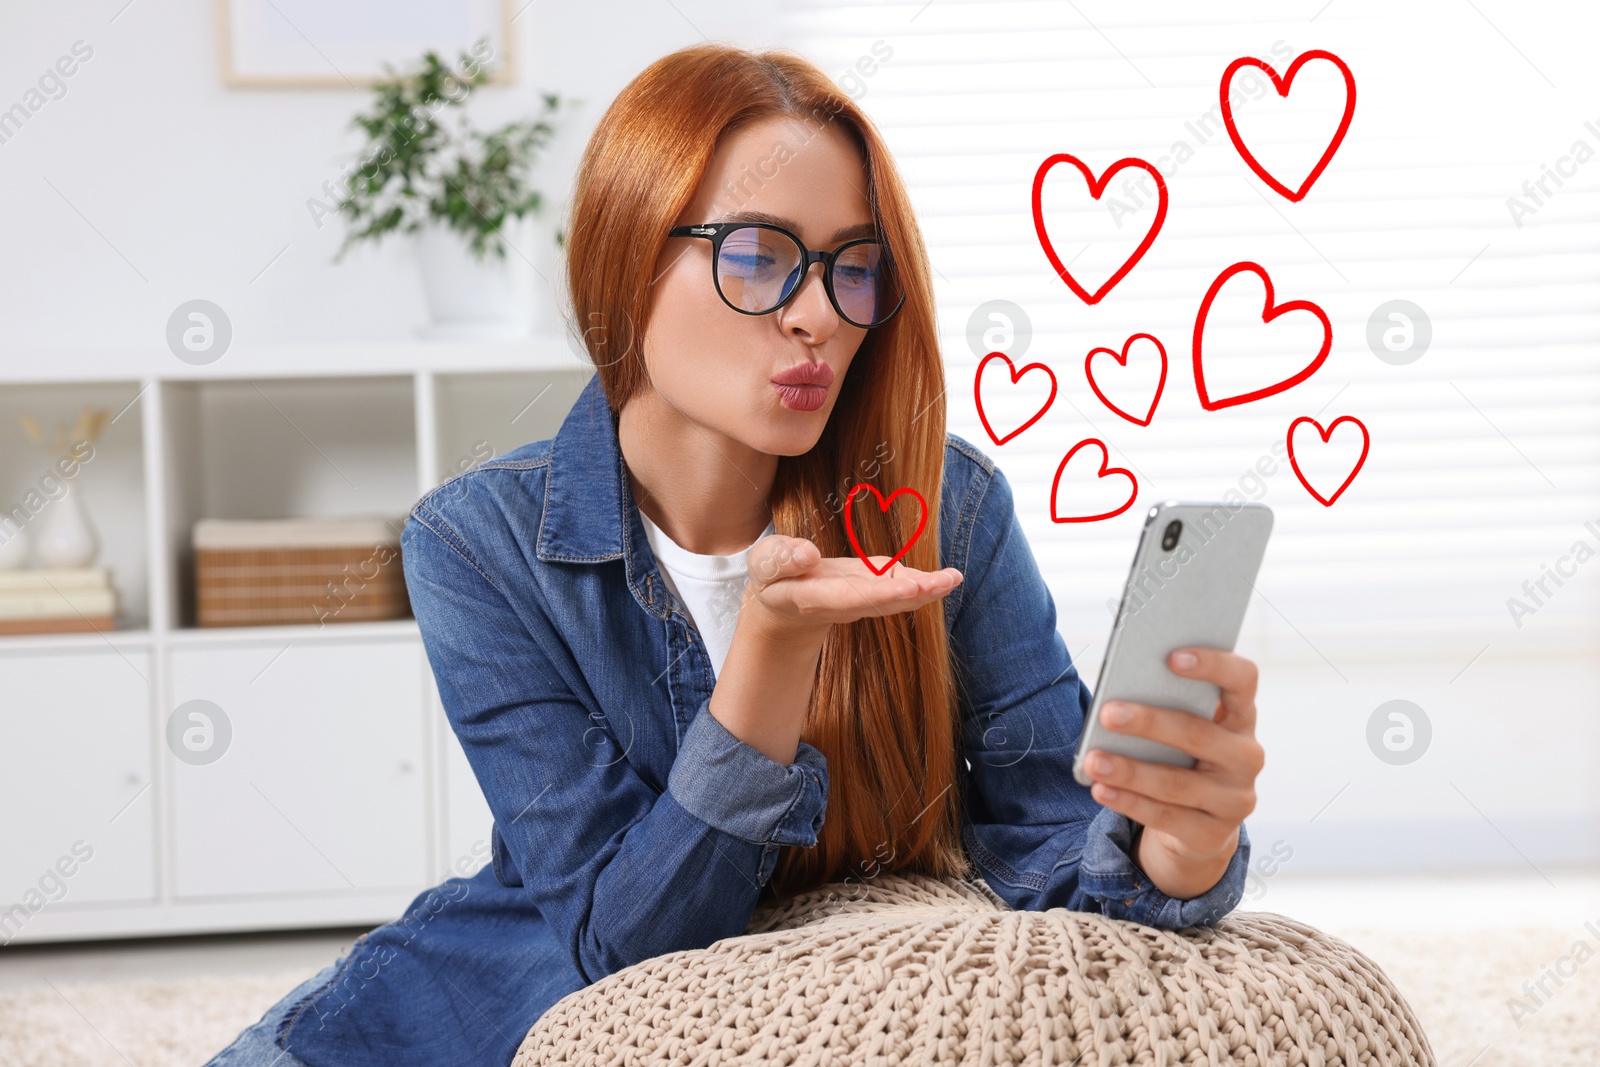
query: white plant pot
412 215 560 340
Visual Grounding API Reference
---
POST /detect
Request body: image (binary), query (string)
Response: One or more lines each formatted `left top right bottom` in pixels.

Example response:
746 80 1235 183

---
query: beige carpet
1325 925 1600 1067
0 968 315 1066
0 924 1596 1066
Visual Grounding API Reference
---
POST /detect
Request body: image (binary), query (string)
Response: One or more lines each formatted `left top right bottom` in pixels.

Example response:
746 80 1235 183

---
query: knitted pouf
513 872 1435 1066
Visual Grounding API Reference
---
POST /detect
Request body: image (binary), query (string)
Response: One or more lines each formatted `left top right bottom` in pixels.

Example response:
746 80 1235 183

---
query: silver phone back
1071 501 1273 785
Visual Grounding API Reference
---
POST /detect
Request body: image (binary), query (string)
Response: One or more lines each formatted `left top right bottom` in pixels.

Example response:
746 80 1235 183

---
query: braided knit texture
514 873 1436 1066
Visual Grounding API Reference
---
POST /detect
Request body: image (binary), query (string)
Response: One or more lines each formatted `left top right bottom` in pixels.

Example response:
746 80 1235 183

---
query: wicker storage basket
192 515 409 628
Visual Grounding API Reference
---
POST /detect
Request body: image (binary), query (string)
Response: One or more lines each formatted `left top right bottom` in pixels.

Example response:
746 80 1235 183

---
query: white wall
0 0 777 348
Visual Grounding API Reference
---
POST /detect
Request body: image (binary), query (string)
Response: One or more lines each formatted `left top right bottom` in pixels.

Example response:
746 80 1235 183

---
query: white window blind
781 0 1600 670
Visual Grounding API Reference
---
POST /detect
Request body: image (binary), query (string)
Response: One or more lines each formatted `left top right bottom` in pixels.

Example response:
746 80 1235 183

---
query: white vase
33 485 99 568
413 215 558 340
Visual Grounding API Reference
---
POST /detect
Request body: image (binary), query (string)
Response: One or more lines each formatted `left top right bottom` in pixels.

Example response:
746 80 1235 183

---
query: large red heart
975 351 1057 445
1220 49 1356 203
1192 261 1331 411
843 484 928 575
1031 154 1168 305
1085 333 1167 427
1049 439 1138 523
1287 415 1369 506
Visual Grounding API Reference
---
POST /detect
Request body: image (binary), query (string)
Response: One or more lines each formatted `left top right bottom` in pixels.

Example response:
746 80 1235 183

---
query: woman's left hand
1081 647 1265 900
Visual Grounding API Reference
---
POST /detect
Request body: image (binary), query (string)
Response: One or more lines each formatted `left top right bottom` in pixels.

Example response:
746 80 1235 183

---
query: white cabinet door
0 648 155 934
168 639 429 899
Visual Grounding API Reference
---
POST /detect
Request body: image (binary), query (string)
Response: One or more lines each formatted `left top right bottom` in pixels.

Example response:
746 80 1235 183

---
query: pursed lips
770 361 835 388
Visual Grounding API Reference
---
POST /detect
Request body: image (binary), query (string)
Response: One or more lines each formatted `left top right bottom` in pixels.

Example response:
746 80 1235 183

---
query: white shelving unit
0 337 594 943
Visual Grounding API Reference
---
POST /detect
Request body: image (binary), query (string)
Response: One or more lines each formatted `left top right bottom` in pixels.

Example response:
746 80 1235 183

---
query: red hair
564 44 969 898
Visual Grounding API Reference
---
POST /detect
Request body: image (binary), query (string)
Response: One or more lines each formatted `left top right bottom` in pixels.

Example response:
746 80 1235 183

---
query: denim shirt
276 372 1249 1067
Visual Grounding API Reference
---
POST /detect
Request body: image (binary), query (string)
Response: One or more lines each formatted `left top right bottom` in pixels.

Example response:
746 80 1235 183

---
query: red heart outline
1031 154 1168 305
1192 261 1331 411
1049 439 1138 524
1220 49 1356 203
1287 415 1370 507
1085 333 1167 427
843 483 928 575
974 351 1058 445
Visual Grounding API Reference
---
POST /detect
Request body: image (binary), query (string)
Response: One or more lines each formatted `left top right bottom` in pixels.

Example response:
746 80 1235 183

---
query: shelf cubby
431 367 592 485
0 378 151 632
158 375 420 631
1 336 588 942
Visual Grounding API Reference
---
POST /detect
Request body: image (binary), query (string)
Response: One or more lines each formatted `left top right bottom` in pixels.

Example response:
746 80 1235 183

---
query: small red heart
1287 415 1370 506
843 484 928 575
975 351 1057 445
1193 261 1331 411
1049 439 1138 523
1085 333 1167 426
1220 49 1356 203
1032 153 1168 305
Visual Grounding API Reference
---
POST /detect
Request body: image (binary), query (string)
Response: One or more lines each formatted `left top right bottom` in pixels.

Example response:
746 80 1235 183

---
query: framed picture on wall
218 0 515 87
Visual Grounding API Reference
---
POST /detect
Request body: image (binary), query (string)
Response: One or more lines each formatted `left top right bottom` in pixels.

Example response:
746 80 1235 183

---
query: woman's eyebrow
713 209 879 244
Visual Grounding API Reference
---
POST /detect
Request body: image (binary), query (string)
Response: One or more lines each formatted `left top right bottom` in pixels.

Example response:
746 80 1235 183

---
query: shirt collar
537 373 630 564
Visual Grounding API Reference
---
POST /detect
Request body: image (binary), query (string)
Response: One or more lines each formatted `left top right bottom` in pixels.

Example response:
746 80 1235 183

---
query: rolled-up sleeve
669 701 830 850
1079 807 1250 926
949 453 1250 928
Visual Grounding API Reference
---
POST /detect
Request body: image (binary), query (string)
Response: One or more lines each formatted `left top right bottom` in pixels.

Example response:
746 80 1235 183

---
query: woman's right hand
742 533 963 642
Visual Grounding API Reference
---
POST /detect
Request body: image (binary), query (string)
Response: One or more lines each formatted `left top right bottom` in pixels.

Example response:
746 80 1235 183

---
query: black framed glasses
667 221 905 329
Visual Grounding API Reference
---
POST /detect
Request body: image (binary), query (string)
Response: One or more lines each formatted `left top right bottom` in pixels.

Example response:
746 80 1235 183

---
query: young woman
206 42 1264 1067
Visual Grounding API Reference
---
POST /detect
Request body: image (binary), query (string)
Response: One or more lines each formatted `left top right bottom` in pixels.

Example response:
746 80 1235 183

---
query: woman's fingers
1082 748 1256 825
1086 781 1241 862
812 564 959 617
770 561 961 623
1166 647 1258 732
844 558 959 585
1096 699 1264 779
745 537 963 626
747 535 821 591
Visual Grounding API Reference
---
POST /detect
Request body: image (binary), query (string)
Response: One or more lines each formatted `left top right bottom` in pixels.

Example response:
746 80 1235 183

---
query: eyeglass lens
715 226 897 326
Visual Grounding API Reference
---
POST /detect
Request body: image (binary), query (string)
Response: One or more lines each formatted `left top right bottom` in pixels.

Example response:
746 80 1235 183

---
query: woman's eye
836 266 872 286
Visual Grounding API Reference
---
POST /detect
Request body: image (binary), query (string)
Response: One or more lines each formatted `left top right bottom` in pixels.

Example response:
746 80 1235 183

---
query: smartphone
1071 500 1273 787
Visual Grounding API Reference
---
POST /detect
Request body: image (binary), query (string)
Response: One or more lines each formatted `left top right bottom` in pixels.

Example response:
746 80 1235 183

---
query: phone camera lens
1161 519 1182 551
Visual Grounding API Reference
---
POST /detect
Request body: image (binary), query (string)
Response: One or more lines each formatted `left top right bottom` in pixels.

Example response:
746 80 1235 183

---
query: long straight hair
563 43 971 899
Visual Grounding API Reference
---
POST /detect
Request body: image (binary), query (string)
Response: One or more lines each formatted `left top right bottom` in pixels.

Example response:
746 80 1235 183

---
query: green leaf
329 38 568 263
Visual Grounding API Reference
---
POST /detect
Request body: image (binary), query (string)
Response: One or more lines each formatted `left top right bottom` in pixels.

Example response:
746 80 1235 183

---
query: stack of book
0 566 118 635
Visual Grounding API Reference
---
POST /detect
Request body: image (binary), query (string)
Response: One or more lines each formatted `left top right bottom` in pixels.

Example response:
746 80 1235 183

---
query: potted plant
333 43 571 338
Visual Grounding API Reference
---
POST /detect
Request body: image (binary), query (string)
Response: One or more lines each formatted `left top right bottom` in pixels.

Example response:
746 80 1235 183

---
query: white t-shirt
638 509 776 679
